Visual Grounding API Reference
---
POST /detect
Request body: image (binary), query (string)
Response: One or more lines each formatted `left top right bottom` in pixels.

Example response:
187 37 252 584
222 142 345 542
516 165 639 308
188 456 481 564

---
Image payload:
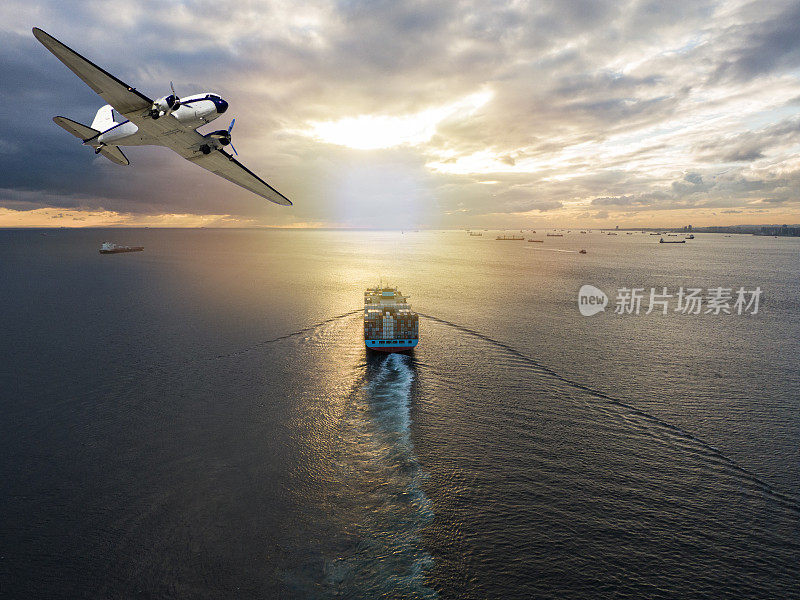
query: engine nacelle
149 94 180 119
197 119 236 157
206 130 231 146
198 130 233 155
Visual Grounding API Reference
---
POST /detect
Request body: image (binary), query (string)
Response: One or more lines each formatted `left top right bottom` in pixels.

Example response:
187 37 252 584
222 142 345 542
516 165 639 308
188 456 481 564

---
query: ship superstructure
364 286 419 352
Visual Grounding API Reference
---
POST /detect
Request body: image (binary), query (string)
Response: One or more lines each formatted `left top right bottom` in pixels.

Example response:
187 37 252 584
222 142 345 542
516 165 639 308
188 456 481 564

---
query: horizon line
2 224 799 231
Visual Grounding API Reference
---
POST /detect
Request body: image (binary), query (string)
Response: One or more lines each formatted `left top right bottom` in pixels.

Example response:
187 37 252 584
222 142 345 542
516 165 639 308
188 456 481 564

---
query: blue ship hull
365 339 419 353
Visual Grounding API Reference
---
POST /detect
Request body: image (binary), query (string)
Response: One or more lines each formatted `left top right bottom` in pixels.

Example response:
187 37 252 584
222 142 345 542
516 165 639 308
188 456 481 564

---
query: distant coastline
602 224 800 236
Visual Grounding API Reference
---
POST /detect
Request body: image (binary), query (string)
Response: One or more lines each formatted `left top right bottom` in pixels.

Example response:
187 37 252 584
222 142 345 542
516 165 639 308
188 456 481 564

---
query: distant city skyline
2 0 800 228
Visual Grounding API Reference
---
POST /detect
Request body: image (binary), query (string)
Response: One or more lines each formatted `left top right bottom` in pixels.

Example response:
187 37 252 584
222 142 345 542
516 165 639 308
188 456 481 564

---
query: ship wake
418 312 800 514
318 352 437 598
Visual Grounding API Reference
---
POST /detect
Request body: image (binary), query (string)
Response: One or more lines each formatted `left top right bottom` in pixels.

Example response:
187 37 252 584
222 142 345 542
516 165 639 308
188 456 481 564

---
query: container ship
364 286 419 352
99 242 143 254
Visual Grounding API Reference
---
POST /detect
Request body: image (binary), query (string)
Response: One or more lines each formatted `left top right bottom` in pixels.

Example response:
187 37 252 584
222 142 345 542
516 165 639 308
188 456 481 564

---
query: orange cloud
0 207 248 228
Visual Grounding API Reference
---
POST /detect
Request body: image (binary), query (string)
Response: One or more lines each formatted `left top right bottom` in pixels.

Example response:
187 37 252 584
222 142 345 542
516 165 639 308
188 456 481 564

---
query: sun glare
304 90 492 150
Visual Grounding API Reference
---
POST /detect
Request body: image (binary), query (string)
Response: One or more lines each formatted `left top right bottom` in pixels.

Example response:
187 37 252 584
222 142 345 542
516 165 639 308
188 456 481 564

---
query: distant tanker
364 286 419 352
99 242 143 254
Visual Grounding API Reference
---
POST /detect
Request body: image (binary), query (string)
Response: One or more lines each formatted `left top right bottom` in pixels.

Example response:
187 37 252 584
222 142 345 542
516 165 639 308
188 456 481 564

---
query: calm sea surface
1 228 798 598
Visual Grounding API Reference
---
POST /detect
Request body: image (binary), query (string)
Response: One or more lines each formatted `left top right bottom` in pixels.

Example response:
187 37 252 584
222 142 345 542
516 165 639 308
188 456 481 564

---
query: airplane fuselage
89 93 228 148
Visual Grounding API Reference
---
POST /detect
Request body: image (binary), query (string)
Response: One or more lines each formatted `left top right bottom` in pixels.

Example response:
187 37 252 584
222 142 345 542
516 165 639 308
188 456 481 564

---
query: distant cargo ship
496 235 524 240
99 242 143 254
364 286 419 352
546 233 563 237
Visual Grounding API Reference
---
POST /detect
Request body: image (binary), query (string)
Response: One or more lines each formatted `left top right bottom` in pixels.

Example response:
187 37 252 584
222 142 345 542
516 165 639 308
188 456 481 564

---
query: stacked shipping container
364 286 419 352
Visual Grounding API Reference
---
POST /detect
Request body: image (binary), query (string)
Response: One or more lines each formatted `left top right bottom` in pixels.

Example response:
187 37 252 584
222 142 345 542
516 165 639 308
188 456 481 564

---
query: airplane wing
32 27 152 115
187 149 293 206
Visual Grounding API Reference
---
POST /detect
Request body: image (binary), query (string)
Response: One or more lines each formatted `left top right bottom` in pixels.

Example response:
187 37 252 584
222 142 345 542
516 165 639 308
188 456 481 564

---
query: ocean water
1 228 798 599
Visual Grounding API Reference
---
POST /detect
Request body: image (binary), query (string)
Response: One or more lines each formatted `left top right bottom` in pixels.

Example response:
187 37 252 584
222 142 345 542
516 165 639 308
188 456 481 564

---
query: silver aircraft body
32 27 291 206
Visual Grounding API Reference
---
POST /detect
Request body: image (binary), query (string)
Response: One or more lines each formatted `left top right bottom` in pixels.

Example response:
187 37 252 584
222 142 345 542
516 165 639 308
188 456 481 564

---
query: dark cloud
712 1 800 82
587 170 800 213
671 172 712 195
694 117 800 163
684 172 703 185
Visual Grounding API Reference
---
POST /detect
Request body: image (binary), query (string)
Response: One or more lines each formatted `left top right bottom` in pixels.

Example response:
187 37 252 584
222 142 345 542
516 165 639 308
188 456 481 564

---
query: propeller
227 119 238 156
164 81 181 116
206 119 239 156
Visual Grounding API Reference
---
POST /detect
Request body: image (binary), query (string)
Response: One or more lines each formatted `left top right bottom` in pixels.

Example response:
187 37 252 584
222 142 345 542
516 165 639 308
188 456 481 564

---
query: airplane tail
91 104 118 131
52 115 129 166
53 115 98 140
96 145 129 165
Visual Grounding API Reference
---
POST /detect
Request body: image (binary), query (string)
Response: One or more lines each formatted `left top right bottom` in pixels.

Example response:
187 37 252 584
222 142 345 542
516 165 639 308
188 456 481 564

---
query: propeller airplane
32 27 291 206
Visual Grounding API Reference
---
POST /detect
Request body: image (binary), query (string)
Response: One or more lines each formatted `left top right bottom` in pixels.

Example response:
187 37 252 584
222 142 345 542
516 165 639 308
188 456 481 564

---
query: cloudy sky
2 0 800 228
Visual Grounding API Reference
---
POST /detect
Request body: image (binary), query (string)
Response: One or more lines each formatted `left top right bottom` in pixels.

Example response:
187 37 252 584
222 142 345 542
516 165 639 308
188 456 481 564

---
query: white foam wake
322 352 437 598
